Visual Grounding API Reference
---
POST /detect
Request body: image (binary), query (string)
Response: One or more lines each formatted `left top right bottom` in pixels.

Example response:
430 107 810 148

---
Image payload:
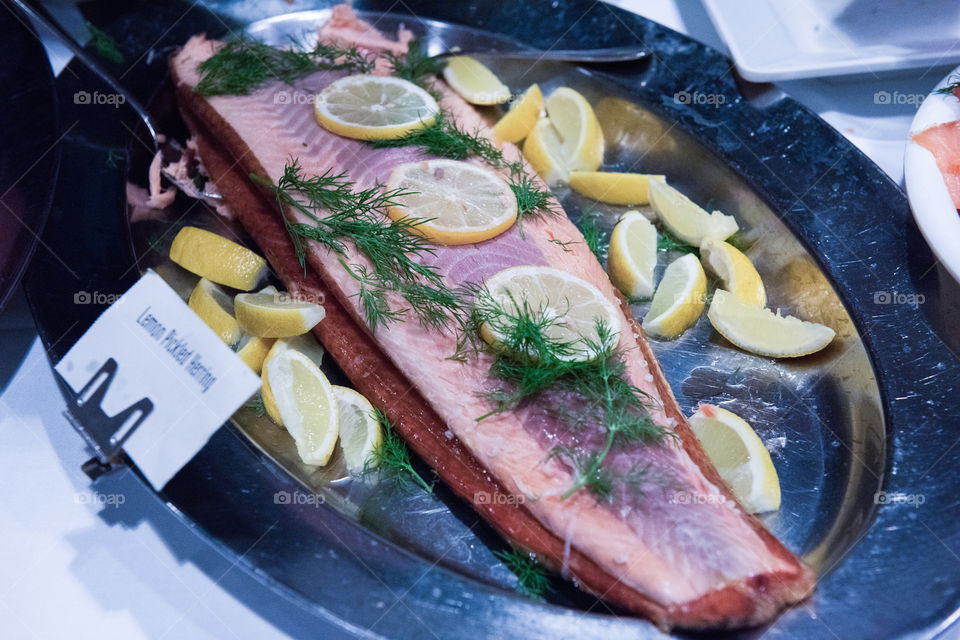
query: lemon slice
442 56 510 105
608 211 657 298
522 87 604 185
188 278 241 346
236 335 274 373
700 238 766 307
234 291 325 338
707 289 835 358
261 334 326 425
642 253 707 338
264 347 338 465
688 404 780 513
523 117 569 185
480 265 621 361
648 179 739 246
332 386 382 474
169 227 267 291
569 171 665 205
385 159 518 245
492 83 543 143
314 75 439 141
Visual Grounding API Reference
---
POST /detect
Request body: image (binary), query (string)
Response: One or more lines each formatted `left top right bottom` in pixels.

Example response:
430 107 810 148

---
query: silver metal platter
26 2 960 638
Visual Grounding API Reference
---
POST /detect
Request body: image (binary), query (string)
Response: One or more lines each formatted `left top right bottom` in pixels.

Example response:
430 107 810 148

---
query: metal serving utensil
12 0 224 200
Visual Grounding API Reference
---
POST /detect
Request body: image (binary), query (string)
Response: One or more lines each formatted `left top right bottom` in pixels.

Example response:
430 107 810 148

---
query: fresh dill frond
370 113 505 165
195 36 373 97
364 409 433 492
508 164 558 233
470 291 666 501
86 23 124 64
253 160 467 330
105 149 122 169
385 38 445 88
549 238 580 253
549 447 615 502
657 228 698 254
494 547 553 599
936 77 960 95
575 212 606 263
244 394 267 417
371 116 557 232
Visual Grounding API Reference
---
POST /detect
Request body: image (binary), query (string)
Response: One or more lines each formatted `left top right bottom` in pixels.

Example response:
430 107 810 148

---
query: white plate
702 0 960 81
904 65 960 284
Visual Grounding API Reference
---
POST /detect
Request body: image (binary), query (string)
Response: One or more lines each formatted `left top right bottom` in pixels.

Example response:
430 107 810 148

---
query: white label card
56 270 260 488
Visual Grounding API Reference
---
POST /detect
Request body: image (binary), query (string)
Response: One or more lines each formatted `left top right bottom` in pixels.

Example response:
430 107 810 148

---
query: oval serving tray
25 1 960 638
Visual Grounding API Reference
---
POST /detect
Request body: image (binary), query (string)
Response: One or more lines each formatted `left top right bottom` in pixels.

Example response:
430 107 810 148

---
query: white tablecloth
0 2 951 638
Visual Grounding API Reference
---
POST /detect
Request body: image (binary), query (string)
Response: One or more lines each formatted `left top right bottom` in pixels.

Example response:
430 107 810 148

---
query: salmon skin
169 6 814 630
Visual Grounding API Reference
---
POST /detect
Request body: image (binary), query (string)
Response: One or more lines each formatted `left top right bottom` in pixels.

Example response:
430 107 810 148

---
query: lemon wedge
235 334 275 373
234 291 325 338
264 347 338 465
523 87 604 185
648 179 739 246
642 253 707 338
569 171 665 205
332 386 382 474
314 75 439 141
169 227 267 291
607 211 657 298
688 404 781 513
385 159 518 245
700 238 766 307
707 289 835 358
442 56 510 105
188 278 241 346
480 265 621 361
492 83 543 143
260 334 326 425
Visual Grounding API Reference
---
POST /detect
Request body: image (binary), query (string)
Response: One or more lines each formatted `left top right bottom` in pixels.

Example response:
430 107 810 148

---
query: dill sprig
575 212 606 263
657 228 698 254
385 39 444 88
86 23 124 64
936 77 960 95
370 113 505 165
364 409 433 492
195 36 374 97
494 547 552 599
370 115 557 230
469 291 665 500
253 159 466 330
244 394 267 417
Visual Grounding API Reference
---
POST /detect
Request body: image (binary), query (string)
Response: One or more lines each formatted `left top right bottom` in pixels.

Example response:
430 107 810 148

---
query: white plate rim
702 0 960 82
903 65 960 284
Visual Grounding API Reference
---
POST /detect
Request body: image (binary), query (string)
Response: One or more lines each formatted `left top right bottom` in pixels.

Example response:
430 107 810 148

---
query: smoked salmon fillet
169 7 814 630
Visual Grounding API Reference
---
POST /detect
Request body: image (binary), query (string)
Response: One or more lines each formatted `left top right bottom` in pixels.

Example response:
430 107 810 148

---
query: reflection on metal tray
24 2 960 639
